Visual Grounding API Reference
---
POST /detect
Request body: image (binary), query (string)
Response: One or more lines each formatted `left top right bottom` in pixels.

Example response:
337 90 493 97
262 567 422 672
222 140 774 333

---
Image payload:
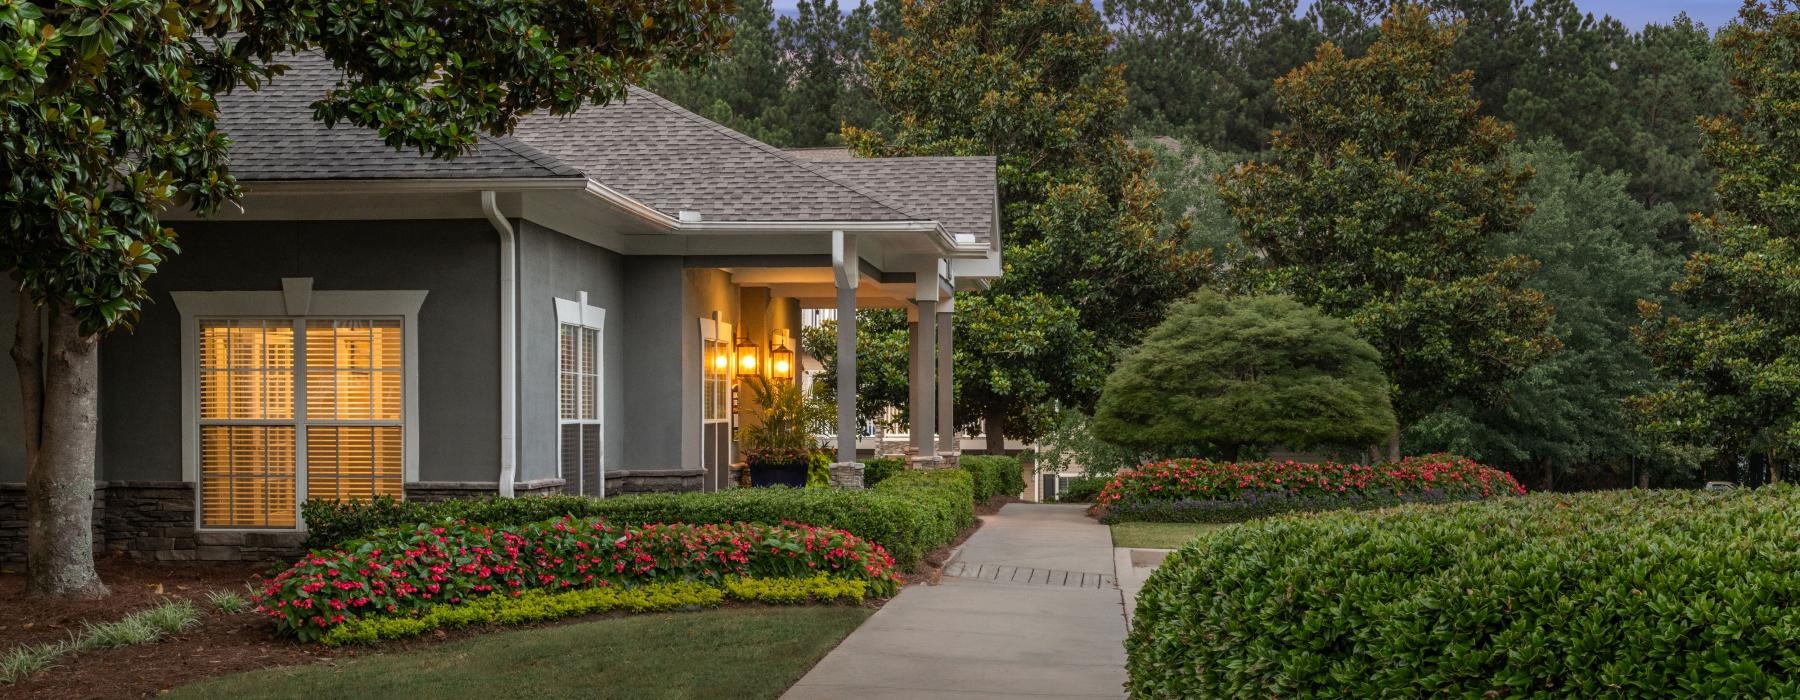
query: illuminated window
197 318 404 528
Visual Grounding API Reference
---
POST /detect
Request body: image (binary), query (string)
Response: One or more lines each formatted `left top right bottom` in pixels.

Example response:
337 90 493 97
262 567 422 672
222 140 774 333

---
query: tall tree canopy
1219 3 1558 457
840 0 1208 447
1633 0 1800 482
1112 0 1733 234
1407 141 1683 488
650 0 900 147
0 0 731 597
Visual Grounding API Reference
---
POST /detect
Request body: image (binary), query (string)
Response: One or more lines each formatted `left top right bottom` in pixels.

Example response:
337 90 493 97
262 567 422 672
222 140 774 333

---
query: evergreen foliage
1633 1 1800 480
1219 5 1558 444
1407 141 1684 488
842 0 1209 444
1093 292 1395 455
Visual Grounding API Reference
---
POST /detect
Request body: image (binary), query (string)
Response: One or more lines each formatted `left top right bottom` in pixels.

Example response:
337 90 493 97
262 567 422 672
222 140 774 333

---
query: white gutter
579 180 986 256
481 191 519 498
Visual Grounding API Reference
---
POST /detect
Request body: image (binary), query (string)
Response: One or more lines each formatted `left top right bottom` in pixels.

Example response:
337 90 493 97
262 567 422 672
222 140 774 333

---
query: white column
832 232 859 464
910 264 940 456
937 294 955 454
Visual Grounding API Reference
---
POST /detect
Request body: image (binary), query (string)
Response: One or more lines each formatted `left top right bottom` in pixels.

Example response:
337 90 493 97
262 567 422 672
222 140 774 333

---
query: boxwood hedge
302 469 974 569
1126 487 1800 698
960 455 1026 502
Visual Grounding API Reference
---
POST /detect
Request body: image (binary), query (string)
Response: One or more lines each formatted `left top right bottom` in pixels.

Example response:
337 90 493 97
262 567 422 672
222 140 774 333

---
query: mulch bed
0 556 352 699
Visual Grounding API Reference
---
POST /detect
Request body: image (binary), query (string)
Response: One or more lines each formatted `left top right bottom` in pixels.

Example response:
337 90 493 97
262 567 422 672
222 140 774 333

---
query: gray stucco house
0 52 999 562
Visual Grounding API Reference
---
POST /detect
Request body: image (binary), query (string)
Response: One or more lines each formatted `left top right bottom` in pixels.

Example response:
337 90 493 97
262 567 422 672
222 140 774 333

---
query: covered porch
720 236 967 470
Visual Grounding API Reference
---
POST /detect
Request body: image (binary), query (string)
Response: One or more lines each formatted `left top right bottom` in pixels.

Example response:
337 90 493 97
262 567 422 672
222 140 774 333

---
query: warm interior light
711 350 729 373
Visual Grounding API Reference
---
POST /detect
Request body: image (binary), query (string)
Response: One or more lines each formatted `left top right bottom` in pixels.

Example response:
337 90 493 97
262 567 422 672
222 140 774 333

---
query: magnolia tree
0 0 732 597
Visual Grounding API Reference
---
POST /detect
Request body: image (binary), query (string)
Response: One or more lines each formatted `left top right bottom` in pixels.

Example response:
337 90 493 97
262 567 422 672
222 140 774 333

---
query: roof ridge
482 134 585 177
625 87 928 221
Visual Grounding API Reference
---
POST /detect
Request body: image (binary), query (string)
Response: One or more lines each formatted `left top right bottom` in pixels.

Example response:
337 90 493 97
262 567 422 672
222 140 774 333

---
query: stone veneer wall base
0 469 713 564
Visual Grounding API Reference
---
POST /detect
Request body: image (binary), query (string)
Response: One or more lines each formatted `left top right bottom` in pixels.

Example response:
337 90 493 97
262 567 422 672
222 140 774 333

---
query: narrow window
557 297 604 497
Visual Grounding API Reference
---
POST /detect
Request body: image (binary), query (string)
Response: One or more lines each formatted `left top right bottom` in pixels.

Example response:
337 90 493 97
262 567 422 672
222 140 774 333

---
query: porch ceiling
726 267 917 308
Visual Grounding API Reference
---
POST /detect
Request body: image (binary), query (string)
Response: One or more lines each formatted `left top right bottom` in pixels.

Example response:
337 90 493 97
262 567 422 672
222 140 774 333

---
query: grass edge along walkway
166 606 872 700
1109 521 1226 549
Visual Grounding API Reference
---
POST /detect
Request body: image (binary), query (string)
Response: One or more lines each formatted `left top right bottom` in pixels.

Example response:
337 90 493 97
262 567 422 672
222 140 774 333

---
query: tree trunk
1540 455 1554 493
26 301 105 598
1386 428 1401 462
984 408 1005 455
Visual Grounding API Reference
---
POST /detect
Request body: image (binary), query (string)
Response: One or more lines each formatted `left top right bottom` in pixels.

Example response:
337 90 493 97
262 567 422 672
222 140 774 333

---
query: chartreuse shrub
1127 487 1800 698
1095 453 1523 523
259 517 899 641
960 455 1025 502
302 469 974 569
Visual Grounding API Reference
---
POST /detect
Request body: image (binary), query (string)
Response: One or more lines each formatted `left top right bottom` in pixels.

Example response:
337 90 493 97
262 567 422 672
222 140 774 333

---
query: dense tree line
648 0 899 147
652 0 1787 488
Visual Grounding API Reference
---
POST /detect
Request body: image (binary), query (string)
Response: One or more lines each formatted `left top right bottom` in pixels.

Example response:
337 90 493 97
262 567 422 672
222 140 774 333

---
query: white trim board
173 281 428 532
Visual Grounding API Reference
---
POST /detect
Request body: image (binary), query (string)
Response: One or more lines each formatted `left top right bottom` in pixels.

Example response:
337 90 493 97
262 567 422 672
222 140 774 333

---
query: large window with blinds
198 318 404 528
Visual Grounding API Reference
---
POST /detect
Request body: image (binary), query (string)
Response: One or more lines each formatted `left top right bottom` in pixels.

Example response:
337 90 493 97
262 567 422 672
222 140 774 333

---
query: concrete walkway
784 503 1128 699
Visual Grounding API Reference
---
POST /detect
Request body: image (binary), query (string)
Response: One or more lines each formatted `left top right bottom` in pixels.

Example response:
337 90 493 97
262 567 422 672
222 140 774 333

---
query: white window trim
555 292 605 498
173 279 427 532
698 318 734 493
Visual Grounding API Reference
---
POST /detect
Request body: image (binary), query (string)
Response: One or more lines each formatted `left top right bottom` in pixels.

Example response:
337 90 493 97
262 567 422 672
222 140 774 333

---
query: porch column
832 231 859 464
937 294 955 454
910 272 939 456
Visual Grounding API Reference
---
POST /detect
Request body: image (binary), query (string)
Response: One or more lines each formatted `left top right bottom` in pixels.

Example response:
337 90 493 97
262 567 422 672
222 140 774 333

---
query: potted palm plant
736 377 834 487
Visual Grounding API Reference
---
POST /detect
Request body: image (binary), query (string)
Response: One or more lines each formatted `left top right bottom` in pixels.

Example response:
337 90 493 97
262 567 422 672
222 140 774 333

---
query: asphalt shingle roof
213 53 996 240
797 154 998 245
513 88 923 223
217 52 581 180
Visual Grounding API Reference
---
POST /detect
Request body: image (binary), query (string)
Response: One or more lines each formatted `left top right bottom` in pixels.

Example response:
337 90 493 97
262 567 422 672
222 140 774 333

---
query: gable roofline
619 87 927 221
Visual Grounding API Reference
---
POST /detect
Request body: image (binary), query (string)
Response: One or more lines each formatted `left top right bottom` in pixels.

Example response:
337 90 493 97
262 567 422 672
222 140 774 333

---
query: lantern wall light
735 334 759 375
770 337 795 382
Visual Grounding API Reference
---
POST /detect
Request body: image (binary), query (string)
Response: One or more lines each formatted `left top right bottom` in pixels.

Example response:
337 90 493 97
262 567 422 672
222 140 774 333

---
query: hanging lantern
735 334 759 375
770 340 795 382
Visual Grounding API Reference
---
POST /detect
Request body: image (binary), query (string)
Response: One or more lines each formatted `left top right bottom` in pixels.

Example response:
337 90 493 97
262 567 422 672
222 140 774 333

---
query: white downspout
481 191 519 498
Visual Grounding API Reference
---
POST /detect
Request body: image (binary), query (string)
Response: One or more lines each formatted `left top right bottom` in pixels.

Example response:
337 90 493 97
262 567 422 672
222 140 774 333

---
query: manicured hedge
1094 454 1522 523
862 456 906 487
302 469 974 569
258 517 898 641
1055 476 1107 503
960 455 1026 502
1127 487 1800 698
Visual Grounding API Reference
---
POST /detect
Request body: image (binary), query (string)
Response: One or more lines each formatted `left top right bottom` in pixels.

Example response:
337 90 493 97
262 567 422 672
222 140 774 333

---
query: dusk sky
769 1 1746 33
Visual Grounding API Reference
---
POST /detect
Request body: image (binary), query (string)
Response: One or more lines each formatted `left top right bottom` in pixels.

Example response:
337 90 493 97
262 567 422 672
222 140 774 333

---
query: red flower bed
1096 454 1524 507
256 518 898 641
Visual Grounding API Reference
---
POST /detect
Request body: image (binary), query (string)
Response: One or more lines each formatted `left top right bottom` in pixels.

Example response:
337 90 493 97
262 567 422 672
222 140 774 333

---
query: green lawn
1110 521 1226 549
167 606 871 700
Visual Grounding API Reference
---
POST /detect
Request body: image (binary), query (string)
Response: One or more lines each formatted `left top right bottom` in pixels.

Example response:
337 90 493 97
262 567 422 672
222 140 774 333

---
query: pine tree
1219 3 1558 457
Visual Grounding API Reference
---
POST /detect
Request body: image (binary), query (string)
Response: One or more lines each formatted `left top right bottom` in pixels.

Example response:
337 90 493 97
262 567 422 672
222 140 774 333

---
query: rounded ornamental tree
1092 291 1396 456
